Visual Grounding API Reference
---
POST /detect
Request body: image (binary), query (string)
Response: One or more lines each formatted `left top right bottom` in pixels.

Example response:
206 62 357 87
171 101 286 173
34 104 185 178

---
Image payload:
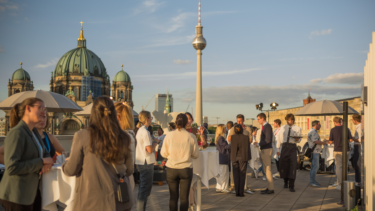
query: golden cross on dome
20 62 23 68
121 64 124 70
80 21 84 29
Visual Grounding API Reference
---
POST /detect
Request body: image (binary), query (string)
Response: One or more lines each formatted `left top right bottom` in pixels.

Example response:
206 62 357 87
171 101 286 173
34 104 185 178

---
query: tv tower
192 0 207 126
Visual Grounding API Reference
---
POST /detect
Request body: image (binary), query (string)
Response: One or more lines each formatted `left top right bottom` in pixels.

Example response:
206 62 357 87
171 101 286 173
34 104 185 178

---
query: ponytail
137 111 151 129
10 98 43 128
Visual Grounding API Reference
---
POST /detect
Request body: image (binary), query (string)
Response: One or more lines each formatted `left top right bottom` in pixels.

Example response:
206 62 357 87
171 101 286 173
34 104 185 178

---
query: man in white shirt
272 119 282 179
277 114 301 192
351 114 363 186
308 120 327 187
226 121 234 143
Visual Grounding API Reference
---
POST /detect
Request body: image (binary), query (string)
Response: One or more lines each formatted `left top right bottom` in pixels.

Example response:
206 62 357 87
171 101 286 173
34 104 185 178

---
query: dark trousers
166 167 193 211
276 159 280 172
0 189 41 211
232 160 247 196
351 145 361 183
280 143 297 180
137 163 154 211
284 178 295 188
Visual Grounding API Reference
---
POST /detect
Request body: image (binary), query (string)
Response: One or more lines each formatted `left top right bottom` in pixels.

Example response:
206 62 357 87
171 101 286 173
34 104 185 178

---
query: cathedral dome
54 47 108 78
53 23 108 79
113 65 131 82
12 63 31 80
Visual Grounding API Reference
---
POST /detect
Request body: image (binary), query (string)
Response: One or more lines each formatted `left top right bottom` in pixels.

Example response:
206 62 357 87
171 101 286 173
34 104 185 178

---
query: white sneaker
273 172 280 178
329 183 338 187
263 176 267 181
245 190 254 194
335 185 341 190
222 189 231 193
254 170 259 179
216 189 222 193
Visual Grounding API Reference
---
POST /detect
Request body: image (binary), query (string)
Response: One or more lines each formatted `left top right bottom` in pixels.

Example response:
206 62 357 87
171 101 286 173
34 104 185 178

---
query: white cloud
134 0 164 14
5 4 17 10
34 58 59 69
166 12 194 33
309 29 332 39
324 73 363 85
181 84 361 105
141 34 195 48
133 68 261 81
310 78 322 84
310 73 363 85
173 59 193 65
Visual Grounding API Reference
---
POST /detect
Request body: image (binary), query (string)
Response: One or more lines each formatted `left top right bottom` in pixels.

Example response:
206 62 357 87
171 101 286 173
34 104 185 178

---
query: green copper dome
54 47 108 78
12 68 31 80
114 69 131 82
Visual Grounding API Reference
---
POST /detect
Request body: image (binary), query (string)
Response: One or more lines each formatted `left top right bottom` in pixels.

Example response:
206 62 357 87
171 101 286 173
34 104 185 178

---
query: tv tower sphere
192 30 207 50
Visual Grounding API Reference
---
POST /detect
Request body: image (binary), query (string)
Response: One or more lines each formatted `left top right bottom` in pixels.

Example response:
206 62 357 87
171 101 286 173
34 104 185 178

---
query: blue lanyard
43 132 51 153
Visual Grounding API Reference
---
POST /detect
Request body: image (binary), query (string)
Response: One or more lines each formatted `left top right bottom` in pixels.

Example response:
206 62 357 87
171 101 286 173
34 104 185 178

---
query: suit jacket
230 134 251 162
259 123 273 150
62 129 135 211
0 120 50 205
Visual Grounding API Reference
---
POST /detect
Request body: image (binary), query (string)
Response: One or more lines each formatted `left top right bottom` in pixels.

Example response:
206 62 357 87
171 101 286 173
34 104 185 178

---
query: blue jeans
137 163 154 211
310 153 320 185
258 165 265 176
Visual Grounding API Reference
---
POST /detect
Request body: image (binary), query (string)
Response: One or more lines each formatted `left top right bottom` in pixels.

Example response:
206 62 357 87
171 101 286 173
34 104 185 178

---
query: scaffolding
81 76 102 101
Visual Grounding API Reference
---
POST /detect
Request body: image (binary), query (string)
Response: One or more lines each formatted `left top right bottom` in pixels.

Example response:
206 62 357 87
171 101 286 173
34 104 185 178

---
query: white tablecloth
321 144 335 167
249 145 261 171
42 164 76 211
192 150 220 189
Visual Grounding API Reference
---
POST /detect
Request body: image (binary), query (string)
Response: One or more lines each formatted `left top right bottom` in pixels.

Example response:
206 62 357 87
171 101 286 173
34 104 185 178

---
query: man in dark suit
230 125 251 197
257 113 274 194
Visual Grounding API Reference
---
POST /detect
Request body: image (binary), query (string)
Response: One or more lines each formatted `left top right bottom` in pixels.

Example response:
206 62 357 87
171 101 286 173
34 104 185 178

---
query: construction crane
186 104 190 112
212 117 220 125
142 95 155 111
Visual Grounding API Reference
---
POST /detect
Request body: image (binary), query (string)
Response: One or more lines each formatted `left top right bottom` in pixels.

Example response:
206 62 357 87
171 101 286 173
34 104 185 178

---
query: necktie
287 127 291 143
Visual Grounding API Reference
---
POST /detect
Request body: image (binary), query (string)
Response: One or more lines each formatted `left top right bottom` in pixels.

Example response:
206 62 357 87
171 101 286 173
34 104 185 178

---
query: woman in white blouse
161 114 199 211
135 111 159 211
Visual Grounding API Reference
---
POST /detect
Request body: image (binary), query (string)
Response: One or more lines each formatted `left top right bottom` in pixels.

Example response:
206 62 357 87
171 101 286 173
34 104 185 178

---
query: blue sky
0 0 374 124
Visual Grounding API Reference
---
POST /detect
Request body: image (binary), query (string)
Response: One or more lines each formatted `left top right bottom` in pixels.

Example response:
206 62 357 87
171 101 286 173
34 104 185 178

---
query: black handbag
112 164 130 203
304 144 317 159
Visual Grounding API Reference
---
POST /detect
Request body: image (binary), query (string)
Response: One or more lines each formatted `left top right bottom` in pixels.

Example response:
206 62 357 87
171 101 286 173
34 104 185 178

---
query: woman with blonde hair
135 110 159 211
215 124 231 193
63 96 134 211
115 102 136 190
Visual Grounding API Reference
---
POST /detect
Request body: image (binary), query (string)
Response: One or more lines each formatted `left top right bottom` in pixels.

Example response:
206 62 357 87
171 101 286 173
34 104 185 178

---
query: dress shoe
289 187 295 192
284 184 288 188
261 189 274 194
260 188 269 194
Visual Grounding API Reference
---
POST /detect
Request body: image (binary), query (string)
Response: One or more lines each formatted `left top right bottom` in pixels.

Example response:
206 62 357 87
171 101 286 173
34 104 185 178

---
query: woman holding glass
135 111 159 211
63 97 134 211
0 98 53 210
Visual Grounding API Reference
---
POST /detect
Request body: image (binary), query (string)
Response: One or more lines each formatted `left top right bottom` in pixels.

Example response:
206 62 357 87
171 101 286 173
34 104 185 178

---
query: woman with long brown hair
135 110 158 211
63 96 134 211
161 114 199 211
115 102 136 190
0 98 54 211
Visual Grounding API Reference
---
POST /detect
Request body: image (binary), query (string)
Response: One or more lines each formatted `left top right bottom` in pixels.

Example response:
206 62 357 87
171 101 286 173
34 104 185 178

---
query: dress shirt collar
263 122 268 126
356 123 361 130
